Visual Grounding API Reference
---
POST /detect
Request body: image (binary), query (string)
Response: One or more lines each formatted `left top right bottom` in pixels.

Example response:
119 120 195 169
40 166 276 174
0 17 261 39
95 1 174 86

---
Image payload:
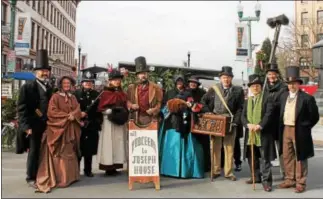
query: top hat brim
188 79 201 85
135 69 150 74
266 68 279 73
109 74 124 80
247 80 263 87
33 66 51 71
219 72 234 77
285 77 303 84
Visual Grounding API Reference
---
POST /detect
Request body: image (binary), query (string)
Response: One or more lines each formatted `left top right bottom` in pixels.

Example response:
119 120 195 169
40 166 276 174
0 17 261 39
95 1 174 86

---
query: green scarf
247 93 263 147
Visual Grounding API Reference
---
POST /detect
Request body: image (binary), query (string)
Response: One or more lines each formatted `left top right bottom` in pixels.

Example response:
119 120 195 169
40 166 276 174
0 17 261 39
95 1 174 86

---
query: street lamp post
187 51 191 68
78 43 81 85
237 1 261 76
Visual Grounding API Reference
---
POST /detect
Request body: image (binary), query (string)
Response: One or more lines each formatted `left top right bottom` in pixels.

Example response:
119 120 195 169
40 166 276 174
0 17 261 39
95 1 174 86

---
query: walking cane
250 130 256 191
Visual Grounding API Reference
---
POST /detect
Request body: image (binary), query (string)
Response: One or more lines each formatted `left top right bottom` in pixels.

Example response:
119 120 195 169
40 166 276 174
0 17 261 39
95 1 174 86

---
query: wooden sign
128 120 160 190
191 113 230 137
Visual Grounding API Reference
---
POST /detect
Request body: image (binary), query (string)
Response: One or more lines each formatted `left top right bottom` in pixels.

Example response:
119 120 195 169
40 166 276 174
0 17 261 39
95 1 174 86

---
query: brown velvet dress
35 92 82 193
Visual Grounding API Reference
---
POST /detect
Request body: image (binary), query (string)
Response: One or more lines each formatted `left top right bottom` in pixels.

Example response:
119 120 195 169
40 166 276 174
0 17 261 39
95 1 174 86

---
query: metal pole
248 20 252 75
78 47 81 85
187 52 190 68
7 0 17 76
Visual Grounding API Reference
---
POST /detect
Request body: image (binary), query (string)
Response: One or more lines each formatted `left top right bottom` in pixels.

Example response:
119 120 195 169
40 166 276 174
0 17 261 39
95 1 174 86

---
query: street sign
7 50 16 73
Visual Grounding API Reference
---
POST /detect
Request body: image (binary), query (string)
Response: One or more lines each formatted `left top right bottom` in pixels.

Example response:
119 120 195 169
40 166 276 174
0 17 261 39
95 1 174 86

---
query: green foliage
1 90 19 149
122 68 189 92
255 38 272 78
1 90 19 122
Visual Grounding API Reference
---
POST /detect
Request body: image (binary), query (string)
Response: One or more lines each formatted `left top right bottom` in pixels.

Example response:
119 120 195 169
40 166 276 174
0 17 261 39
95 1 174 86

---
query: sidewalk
313 123 323 146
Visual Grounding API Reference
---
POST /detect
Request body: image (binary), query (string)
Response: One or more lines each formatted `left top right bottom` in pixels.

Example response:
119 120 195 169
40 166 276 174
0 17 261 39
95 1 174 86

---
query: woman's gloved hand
105 109 112 115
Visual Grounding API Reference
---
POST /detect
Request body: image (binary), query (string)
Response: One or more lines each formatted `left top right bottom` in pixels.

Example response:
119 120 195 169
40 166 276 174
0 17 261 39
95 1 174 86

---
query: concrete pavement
313 124 323 146
2 147 323 198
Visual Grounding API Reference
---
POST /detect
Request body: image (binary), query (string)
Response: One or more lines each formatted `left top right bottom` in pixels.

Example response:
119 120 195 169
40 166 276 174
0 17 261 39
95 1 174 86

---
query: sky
75 1 294 79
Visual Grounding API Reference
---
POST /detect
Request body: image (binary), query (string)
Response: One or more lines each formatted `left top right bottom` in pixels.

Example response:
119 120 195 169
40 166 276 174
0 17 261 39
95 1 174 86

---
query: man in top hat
201 66 245 181
241 74 276 192
74 71 103 177
127 56 163 125
278 66 319 193
263 62 288 178
17 49 53 187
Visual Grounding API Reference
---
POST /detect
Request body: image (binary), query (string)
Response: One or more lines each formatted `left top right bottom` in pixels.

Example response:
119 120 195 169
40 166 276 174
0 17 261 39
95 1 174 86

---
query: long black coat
16 80 53 154
74 89 103 157
264 80 288 141
241 96 276 161
278 90 319 161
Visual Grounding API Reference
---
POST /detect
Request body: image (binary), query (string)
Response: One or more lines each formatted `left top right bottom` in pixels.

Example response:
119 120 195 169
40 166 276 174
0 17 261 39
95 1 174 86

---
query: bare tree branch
277 17 322 81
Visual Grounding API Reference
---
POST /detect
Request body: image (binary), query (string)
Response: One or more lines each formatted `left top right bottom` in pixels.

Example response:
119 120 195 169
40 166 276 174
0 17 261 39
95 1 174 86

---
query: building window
301 12 308 25
48 34 52 56
50 4 53 23
301 34 309 48
301 0 308 3
32 0 36 9
1 54 7 69
46 1 49 20
31 22 35 49
318 10 323 24
42 29 45 49
54 9 57 26
1 2 7 26
36 25 40 50
26 0 30 5
317 33 323 42
37 0 41 13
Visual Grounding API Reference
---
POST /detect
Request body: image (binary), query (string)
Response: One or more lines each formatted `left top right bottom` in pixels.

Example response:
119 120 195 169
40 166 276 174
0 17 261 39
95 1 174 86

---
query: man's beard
139 78 148 84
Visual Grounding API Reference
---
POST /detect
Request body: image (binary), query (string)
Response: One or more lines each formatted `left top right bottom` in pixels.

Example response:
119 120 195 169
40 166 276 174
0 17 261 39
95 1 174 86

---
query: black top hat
219 66 234 77
285 66 303 84
34 49 51 71
266 63 279 73
135 56 150 74
187 77 201 86
247 74 263 87
81 70 96 83
109 69 124 80
173 74 185 83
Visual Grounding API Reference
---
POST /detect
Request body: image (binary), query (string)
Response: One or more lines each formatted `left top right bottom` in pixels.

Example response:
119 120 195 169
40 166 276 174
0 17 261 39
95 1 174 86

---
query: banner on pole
7 50 16 73
14 13 31 56
235 23 249 61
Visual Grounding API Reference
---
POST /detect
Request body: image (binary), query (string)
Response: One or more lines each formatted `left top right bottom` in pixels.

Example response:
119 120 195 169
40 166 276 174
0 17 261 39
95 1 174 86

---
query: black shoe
85 172 94 177
105 169 119 176
234 164 242 172
245 178 261 184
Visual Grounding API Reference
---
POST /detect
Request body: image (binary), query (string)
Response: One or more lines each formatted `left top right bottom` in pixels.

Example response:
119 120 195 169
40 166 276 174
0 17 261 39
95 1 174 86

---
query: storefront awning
3 72 36 80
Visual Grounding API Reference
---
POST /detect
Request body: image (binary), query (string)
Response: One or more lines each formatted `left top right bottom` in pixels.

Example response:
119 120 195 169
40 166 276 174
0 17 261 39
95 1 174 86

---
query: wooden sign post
128 120 160 190
191 114 231 182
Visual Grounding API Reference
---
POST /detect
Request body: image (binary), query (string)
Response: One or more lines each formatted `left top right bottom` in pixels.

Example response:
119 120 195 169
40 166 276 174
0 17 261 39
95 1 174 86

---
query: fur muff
167 98 188 113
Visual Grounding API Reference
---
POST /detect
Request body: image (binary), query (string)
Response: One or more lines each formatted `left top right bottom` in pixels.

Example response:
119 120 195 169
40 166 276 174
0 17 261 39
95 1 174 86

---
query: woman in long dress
158 75 204 178
35 76 82 193
97 69 129 176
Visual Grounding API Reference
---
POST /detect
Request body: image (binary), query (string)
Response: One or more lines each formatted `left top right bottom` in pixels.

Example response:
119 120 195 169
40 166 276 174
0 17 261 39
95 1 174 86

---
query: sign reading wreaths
191 114 230 137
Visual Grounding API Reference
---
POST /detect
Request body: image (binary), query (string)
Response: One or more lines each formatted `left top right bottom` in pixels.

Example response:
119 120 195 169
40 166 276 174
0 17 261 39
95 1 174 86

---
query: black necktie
223 89 229 97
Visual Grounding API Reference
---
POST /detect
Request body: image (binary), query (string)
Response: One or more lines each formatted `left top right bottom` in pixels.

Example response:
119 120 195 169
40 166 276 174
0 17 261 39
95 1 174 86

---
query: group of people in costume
17 49 319 194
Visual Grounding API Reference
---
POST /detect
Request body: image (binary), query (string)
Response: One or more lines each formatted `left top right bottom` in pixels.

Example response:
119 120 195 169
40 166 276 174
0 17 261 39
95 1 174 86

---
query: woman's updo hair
57 76 76 89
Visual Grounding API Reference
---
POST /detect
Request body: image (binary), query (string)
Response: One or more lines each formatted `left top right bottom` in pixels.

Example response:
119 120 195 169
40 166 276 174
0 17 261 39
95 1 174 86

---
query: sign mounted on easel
129 129 159 176
128 121 160 190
